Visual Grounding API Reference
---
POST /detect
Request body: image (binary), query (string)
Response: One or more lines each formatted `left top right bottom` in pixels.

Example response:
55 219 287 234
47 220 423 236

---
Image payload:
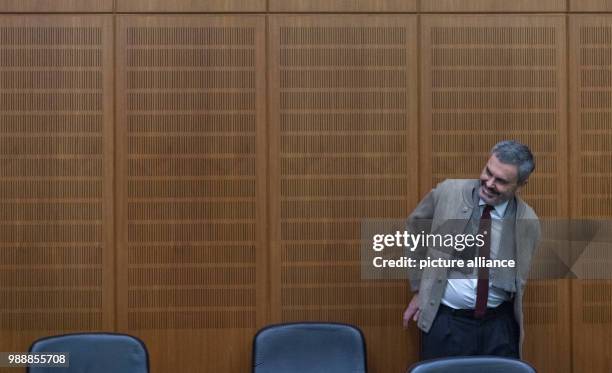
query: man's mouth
481 185 498 197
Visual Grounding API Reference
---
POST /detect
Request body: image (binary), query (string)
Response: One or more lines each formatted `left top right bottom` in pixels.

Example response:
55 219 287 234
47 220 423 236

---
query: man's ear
516 179 528 193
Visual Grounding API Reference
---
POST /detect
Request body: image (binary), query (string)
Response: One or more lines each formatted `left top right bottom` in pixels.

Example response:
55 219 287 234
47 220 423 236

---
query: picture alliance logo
371 256 516 270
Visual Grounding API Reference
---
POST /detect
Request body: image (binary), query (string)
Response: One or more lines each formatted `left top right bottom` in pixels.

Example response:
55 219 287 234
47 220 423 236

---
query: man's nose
485 178 495 189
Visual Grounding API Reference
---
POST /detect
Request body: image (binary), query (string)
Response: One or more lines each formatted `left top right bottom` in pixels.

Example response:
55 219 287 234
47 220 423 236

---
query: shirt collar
479 198 509 218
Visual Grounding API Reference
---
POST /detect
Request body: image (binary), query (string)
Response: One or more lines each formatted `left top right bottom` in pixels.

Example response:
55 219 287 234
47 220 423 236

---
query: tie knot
482 204 494 218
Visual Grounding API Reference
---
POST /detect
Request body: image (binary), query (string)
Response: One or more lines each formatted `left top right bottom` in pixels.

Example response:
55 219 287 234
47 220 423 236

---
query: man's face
478 154 525 205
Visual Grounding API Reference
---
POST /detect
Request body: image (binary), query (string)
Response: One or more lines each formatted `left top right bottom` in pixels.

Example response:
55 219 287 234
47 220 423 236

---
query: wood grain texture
115 15 267 373
422 0 565 12
570 0 612 11
0 10 607 373
569 15 612 219
0 14 114 366
0 0 111 12
569 15 612 373
268 14 419 373
523 280 571 373
269 0 416 12
420 15 569 219
117 0 265 12
421 15 570 373
572 280 612 373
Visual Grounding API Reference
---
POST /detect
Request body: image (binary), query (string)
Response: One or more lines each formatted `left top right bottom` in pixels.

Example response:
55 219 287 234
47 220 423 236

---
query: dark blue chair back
253 322 367 373
28 332 149 373
408 356 536 373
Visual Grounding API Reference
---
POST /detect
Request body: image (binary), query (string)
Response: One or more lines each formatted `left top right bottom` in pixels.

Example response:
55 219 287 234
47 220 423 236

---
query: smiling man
403 140 541 360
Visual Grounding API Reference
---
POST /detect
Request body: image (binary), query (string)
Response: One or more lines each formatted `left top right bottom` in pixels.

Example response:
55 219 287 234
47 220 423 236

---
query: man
402 140 540 359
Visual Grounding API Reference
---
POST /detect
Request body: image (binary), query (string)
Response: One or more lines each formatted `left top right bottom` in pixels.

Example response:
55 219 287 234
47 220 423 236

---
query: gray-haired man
403 140 541 359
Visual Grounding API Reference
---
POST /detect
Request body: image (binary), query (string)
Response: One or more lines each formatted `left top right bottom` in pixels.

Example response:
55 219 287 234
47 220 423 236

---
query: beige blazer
407 179 541 357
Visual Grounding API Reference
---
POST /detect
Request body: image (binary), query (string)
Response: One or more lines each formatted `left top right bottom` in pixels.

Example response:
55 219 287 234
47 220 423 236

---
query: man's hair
490 140 535 184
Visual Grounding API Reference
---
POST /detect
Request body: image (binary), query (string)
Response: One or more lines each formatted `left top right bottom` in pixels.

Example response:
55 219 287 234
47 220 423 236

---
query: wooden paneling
0 0 111 12
0 9 607 373
117 0 265 12
522 280 571 372
572 281 612 373
115 15 267 373
268 15 419 372
570 0 612 12
570 16 612 220
269 0 416 12
422 0 565 12
421 15 568 218
569 15 612 373
421 15 570 373
0 14 114 365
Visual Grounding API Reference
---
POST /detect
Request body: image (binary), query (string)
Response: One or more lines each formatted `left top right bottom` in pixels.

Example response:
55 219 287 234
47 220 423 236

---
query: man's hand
403 294 420 328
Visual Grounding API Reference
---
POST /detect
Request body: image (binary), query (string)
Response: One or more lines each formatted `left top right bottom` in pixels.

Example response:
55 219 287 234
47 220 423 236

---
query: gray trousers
421 301 519 360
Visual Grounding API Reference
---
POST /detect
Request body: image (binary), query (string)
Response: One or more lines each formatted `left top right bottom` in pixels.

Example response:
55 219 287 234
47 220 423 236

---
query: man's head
478 140 535 205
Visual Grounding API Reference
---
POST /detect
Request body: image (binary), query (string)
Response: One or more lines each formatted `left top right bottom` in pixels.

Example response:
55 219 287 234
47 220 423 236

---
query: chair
407 356 536 373
27 332 149 373
252 322 367 373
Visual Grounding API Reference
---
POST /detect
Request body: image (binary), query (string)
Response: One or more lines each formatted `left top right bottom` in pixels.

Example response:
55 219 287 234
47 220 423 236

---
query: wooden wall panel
117 0 265 12
571 281 612 372
421 15 568 218
269 0 416 12
570 0 612 12
570 16 612 220
0 0 111 12
422 0 565 12
421 15 570 373
569 15 612 373
269 15 419 373
115 15 267 373
0 15 114 367
522 280 571 373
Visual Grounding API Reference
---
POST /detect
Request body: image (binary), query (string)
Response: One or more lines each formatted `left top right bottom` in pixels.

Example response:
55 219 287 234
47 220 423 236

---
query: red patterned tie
474 204 494 318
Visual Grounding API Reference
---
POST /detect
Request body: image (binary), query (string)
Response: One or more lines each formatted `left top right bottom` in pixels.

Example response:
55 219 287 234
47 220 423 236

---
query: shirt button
429 301 435 306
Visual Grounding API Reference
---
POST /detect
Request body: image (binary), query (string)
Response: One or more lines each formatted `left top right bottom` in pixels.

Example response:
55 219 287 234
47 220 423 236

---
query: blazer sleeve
406 186 438 292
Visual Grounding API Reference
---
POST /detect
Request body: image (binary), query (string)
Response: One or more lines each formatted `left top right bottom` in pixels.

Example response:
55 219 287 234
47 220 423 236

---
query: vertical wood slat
421 15 569 218
570 0 612 11
0 14 114 367
570 16 612 219
569 15 612 373
115 15 267 373
269 0 416 12
421 0 566 12
420 15 570 373
268 15 420 372
0 0 112 12
117 0 265 12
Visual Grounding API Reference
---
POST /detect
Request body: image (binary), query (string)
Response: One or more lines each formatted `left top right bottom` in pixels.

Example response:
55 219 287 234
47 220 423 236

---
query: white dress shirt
440 199 511 309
